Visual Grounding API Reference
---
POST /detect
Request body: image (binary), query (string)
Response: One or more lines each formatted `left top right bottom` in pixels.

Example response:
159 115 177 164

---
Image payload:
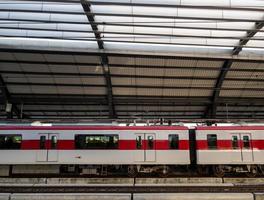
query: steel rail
0 185 264 193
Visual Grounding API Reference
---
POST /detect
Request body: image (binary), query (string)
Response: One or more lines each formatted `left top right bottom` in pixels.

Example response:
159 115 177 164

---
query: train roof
196 126 264 130
0 125 188 131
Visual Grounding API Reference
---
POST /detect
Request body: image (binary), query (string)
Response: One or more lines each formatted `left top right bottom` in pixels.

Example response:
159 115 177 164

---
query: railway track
0 185 264 193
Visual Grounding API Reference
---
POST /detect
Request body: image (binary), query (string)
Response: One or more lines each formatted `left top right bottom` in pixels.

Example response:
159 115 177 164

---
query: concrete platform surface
224 178 264 184
47 178 134 185
0 194 9 200
134 183 233 186
134 193 254 200
10 193 131 200
255 193 264 200
0 178 46 184
135 178 222 184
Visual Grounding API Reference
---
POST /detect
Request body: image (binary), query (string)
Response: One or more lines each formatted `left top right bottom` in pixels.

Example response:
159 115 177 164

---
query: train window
243 136 250 149
75 135 119 149
232 136 239 149
207 134 217 149
40 135 46 149
169 134 179 149
0 135 22 149
136 135 142 149
51 136 57 149
147 135 154 149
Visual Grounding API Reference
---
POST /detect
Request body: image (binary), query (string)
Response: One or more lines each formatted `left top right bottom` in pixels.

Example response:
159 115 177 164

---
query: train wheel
197 166 209 176
159 166 170 178
246 165 258 178
259 165 264 176
213 165 225 178
127 165 138 177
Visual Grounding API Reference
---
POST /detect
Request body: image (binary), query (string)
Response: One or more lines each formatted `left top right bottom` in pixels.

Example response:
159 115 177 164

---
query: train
0 124 263 177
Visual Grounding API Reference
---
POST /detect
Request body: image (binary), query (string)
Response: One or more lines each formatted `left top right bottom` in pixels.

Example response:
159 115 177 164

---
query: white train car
195 126 264 177
0 125 190 176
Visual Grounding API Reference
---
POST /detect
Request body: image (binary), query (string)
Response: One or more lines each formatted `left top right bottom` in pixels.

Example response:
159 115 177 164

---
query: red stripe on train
21 140 189 150
196 140 264 150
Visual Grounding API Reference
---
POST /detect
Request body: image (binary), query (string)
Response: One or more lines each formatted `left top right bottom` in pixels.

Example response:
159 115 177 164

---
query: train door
241 134 254 162
145 134 156 162
37 134 48 162
231 134 242 162
135 134 144 162
48 134 59 162
36 134 59 162
134 133 156 162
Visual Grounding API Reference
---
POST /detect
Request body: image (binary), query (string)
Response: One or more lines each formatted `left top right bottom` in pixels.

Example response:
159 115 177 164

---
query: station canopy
0 0 264 121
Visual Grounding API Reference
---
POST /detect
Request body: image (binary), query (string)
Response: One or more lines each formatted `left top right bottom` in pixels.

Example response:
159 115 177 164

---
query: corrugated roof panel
14 53 45 62
136 88 163 96
243 81 263 89
166 58 198 67
79 66 103 74
219 90 242 97
250 71 264 80
20 64 50 73
28 76 54 84
222 80 247 88
196 60 224 68
162 88 189 96
193 70 219 77
164 68 195 76
138 68 165 76
240 90 264 97
2 73 28 83
111 77 136 85
43 54 75 63
112 87 136 95
108 56 135 65
31 85 58 94
135 57 165 66
0 52 14 60
191 79 216 87
188 89 212 96
83 87 107 95
163 79 191 87
81 77 105 85
74 55 101 64
110 67 136 75
231 62 260 69
54 77 82 84
135 78 164 86
0 63 21 71
57 86 85 95
225 70 255 78
49 65 79 73
7 85 32 93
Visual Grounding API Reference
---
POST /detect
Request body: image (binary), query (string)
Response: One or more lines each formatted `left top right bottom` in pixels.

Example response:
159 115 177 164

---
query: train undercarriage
1 164 264 177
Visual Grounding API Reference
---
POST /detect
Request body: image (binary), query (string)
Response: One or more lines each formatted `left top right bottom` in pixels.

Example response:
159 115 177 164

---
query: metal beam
205 60 233 118
3 48 264 62
81 0 116 119
1 9 263 23
0 75 21 118
205 20 264 119
2 70 264 82
2 59 264 73
7 0 264 12
3 27 264 41
233 21 264 55
1 21 264 34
